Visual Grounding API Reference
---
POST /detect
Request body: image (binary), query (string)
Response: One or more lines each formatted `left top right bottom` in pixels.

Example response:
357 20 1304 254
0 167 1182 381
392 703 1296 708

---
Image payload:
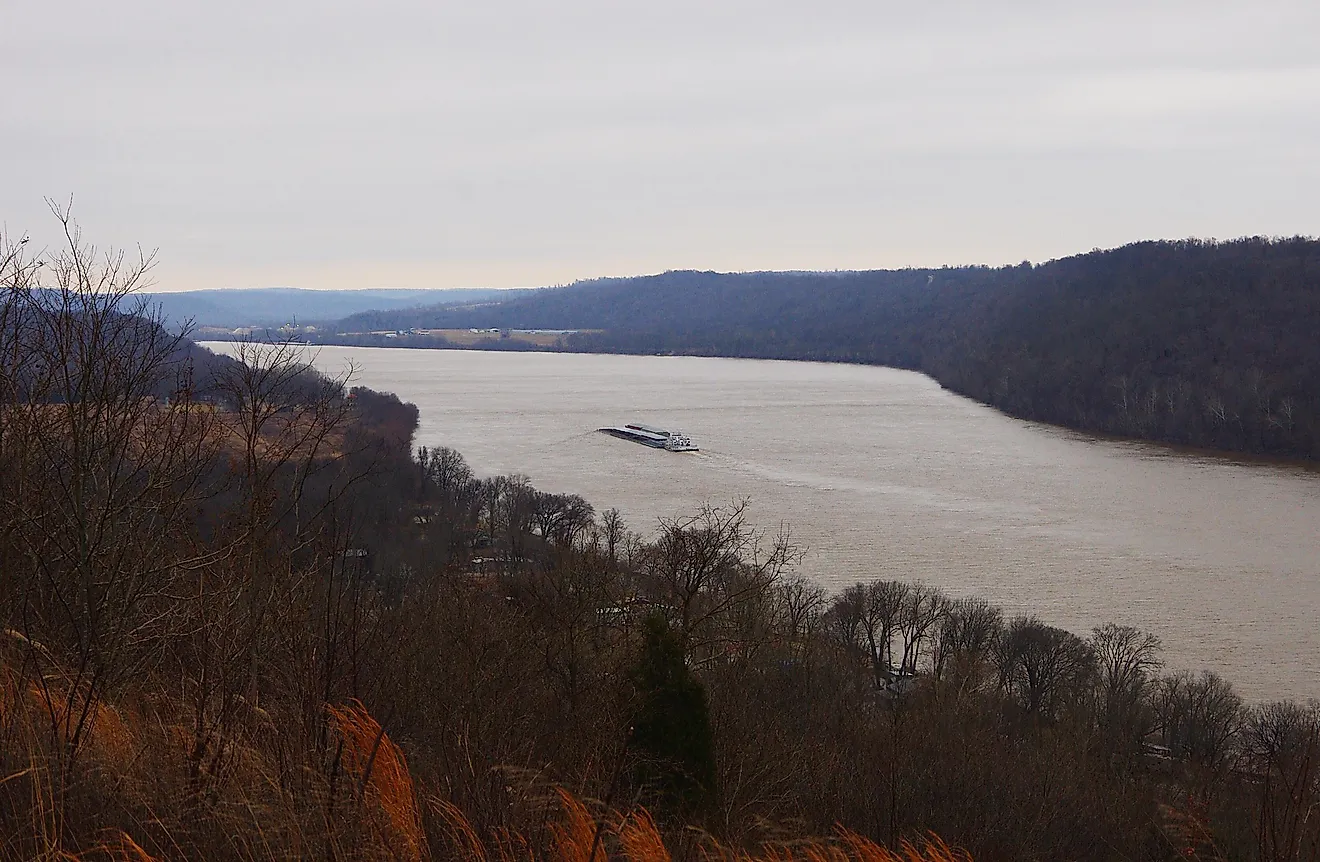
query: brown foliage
5 216 1317 861
2 653 973 861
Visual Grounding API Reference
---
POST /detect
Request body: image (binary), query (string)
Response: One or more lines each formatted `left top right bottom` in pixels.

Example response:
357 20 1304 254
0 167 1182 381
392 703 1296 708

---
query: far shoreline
198 339 1320 475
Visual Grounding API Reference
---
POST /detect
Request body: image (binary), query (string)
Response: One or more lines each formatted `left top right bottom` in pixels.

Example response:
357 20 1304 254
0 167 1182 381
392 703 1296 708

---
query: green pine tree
628 613 718 816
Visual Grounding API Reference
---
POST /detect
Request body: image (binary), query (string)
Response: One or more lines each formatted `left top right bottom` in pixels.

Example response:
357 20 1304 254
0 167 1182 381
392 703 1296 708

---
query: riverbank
203 343 1320 702
316 241 1320 464
205 338 1320 473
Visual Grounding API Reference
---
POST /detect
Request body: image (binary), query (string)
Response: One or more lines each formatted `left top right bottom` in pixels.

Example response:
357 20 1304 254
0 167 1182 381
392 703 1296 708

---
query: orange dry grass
547 786 607 862
0 679 136 765
4 652 971 862
834 830 970 862
685 824 965 862
431 797 491 860
86 699 136 766
433 788 972 862
618 809 669 861
328 699 427 862
93 831 161 862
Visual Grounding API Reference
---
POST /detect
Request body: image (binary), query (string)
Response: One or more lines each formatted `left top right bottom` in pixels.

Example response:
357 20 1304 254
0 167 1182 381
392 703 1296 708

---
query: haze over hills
326 238 1320 461
144 287 517 328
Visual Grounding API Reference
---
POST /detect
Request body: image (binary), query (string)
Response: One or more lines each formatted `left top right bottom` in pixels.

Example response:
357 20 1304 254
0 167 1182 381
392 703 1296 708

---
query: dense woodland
3 225 1319 860
335 239 1320 461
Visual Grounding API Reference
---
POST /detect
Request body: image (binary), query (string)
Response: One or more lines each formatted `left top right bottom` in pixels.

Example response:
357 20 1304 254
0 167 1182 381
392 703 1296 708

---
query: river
204 344 1320 701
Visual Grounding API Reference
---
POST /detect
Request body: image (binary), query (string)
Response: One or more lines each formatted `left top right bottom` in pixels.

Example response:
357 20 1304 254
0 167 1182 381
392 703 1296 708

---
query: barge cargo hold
598 423 699 452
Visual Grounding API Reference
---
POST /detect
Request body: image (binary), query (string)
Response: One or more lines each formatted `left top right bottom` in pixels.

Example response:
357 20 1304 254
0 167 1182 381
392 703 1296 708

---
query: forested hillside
145 286 518 327
334 239 1320 460
6 227 1319 861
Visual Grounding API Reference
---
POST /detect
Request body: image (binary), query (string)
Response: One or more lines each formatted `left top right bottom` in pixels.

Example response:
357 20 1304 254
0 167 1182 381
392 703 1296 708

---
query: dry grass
0 639 137 766
618 810 668 861
546 787 604 862
2 654 971 862
430 786 970 862
93 831 160 862
327 699 427 861
210 409 350 461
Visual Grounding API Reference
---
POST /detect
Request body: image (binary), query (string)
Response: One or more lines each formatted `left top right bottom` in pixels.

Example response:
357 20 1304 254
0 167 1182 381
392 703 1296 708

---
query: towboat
598 423 699 452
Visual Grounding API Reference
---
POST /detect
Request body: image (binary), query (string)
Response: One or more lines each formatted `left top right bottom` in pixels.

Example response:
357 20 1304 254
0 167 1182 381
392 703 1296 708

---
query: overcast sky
5 2 1318 291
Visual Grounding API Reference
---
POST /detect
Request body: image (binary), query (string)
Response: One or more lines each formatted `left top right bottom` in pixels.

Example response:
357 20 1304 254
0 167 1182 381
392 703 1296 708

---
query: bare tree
776 576 826 660
599 507 627 566
208 340 357 702
1089 623 1162 753
417 445 475 508
478 473 536 566
995 617 1095 719
415 445 480 566
931 597 1003 693
895 583 948 677
824 583 866 655
860 580 908 686
1244 700 1320 862
532 492 595 549
0 203 221 769
1151 670 1244 773
638 500 801 663
517 547 621 709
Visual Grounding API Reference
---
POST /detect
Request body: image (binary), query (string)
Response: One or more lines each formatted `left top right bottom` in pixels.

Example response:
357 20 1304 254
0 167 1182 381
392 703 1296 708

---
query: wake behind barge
598 423 699 452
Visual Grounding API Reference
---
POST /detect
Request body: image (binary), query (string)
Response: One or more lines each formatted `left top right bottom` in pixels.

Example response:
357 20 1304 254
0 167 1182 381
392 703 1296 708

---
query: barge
598 423 699 452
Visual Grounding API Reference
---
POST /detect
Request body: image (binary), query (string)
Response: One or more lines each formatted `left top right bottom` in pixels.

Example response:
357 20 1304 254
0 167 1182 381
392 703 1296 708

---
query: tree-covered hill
145 287 520 328
332 238 1320 460
8 222 1319 860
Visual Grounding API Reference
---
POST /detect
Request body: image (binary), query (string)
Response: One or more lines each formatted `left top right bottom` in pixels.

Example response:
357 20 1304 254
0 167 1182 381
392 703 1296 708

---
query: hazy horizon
138 236 1320 295
7 1 1318 292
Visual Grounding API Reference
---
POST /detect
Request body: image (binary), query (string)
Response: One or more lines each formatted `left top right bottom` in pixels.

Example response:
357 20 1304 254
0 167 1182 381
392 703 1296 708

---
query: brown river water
205 345 1320 702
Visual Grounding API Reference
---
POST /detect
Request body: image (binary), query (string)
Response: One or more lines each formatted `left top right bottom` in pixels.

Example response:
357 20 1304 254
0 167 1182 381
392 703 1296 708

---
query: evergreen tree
628 613 718 816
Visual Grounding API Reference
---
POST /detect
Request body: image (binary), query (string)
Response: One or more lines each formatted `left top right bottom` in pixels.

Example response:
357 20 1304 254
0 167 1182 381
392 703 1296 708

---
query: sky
5 1 1319 291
